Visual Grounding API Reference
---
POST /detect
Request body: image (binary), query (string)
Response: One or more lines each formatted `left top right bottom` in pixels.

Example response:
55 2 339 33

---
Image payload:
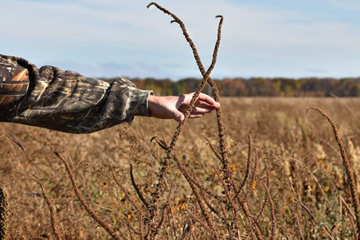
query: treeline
105 77 360 97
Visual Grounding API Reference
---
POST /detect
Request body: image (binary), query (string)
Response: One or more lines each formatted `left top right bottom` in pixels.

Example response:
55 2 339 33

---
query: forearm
0 54 152 133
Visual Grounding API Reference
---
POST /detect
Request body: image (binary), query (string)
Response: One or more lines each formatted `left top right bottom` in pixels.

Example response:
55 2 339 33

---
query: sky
1 0 360 80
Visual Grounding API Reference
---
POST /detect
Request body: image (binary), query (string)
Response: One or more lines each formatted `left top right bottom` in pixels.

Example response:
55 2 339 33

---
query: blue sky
1 0 360 80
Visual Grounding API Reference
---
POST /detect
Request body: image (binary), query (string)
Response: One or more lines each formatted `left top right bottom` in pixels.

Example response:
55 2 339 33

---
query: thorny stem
308 106 360 238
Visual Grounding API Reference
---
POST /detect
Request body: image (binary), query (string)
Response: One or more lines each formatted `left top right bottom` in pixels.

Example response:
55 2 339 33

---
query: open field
1 97 360 239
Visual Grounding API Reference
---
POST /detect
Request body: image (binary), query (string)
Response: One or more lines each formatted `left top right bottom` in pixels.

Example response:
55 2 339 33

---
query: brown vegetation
1 3 360 239
1 97 360 239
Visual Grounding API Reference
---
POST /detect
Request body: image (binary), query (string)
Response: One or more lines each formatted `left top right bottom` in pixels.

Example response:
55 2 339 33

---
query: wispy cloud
321 0 360 11
1 0 360 78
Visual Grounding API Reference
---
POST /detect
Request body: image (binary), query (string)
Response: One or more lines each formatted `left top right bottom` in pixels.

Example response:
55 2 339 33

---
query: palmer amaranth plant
4 2 360 240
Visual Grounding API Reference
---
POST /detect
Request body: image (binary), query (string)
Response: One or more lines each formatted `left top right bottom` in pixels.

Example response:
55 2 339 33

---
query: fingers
197 93 220 108
191 106 216 114
189 113 205 119
183 92 220 108
171 92 220 122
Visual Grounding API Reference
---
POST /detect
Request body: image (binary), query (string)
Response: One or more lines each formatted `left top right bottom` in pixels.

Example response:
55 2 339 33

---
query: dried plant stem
46 143 122 240
294 197 315 220
220 203 234 235
293 211 305 240
255 161 270 222
129 164 149 208
204 137 222 161
187 210 221 238
350 216 359 240
0 187 8 240
173 156 220 239
189 170 225 203
241 201 263 240
263 183 277 240
308 106 360 238
153 136 224 204
123 214 140 236
321 225 335 240
234 135 253 200
341 196 356 220
112 169 146 238
213 167 241 237
179 219 193 240
112 168 142 212
34 176 65 240
263 160 277 240
147 2 233 194
151 137 220 237
146 2 225 226
150 183 173 238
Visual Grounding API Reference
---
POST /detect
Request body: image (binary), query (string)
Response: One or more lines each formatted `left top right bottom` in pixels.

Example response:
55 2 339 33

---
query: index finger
198 93 220 108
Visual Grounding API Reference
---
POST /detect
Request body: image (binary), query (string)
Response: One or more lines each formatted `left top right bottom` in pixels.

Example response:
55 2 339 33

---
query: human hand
148 92 220 122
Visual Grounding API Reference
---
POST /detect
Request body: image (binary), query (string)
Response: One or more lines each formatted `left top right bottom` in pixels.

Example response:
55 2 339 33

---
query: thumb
172 108 185 122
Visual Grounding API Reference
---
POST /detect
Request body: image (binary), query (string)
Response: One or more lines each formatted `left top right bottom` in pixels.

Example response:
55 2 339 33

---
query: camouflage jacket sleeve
0 54 152 134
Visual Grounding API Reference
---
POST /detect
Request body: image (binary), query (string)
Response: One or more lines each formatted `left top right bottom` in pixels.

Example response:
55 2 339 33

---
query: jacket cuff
129 88 153 117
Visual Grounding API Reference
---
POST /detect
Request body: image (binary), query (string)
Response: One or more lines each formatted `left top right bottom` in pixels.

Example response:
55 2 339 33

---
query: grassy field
1 97 360 239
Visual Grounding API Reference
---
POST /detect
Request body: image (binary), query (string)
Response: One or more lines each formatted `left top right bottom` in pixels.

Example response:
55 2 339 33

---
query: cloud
1 0 360 78
321 0 360 11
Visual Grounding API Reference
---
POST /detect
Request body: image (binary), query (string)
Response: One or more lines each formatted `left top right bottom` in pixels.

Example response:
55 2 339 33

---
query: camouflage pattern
0 54 152 133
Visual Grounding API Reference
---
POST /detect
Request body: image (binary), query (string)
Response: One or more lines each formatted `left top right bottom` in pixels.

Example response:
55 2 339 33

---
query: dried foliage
307 106 360 238
0 2 360 240
2 95 360 240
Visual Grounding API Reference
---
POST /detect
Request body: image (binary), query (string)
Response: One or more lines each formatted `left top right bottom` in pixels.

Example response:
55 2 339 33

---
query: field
1 97 360 239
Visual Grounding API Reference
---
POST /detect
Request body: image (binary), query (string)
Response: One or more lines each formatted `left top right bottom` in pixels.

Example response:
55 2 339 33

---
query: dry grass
1 97 360 239
1 4 360 239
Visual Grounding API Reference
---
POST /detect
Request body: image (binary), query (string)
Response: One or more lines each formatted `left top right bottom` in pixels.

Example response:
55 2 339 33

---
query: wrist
147 93 158 117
